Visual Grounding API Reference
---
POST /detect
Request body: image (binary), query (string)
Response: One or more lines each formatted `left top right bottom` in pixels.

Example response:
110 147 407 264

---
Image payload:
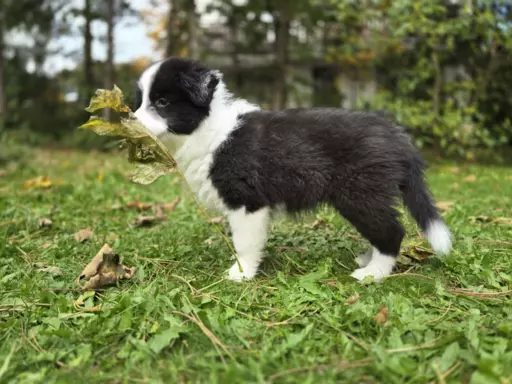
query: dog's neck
161 81 259 166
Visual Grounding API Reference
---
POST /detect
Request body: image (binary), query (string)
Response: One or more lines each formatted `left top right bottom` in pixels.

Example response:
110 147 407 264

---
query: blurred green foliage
1 0 512 157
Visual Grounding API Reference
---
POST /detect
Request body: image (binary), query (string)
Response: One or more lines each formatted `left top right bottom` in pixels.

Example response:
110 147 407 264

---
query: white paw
350 265 392 282
227 261 258 282
355 250 372 267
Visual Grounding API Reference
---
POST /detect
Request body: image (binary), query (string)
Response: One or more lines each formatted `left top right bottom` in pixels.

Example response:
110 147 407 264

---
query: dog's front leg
226 207 269 281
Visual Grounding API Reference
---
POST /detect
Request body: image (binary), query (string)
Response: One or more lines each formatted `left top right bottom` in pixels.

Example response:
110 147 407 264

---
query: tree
271 0 291 110
104 0 115 121
83 0 95 101
0 0 64 122
0 6 5 119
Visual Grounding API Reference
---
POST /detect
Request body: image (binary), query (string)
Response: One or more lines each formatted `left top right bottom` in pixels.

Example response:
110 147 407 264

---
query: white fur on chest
167 84 259 213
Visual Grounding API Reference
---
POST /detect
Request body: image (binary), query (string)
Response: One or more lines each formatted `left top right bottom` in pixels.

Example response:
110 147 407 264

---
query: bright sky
41 0 222 74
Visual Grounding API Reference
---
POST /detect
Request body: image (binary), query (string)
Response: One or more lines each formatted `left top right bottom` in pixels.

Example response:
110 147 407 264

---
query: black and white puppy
134 57 452 282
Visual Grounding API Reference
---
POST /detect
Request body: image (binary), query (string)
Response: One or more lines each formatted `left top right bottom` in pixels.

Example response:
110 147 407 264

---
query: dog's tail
401 155 452 254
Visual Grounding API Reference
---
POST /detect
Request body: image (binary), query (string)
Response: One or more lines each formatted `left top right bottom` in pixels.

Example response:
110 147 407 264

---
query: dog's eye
155 98 169 108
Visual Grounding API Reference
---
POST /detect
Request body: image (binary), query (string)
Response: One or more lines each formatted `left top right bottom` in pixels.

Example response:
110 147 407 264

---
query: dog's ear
178 68 221 108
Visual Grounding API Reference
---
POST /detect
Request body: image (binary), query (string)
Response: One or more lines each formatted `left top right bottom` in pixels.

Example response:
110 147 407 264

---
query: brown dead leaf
110 203 123 210
41 242 52 249
306 218 326 229
126 200 154 211
402 244 434 262
37 266 63 276
373 307 389 325
209 216 225 224
326 280 337 287
463 174 477 182
76 243 136 290
38 218 53 228
23 176 53 189
159 197 181 212
0 169 8 177
131 214 167 227
345 294 360 305
74 228 94 243
436 201 455 212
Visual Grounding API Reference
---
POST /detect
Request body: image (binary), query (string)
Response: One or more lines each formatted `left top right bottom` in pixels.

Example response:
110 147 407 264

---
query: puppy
134 57 452 282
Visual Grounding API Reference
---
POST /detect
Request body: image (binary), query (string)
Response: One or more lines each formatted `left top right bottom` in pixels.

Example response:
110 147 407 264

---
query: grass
0 148 511 384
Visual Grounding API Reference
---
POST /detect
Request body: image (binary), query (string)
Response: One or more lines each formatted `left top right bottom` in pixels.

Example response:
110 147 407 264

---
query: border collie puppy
134 57 452 282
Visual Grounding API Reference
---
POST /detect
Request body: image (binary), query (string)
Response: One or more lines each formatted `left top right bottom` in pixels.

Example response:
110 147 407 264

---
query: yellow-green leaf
79 116 125 136
131 163 171 185
85 85 130 113
80 86 176 185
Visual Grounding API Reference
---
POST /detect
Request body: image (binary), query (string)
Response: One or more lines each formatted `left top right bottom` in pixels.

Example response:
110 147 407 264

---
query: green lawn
0 149 511 384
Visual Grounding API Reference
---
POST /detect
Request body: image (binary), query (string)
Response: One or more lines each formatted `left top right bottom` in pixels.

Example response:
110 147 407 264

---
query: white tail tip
426 220 452 254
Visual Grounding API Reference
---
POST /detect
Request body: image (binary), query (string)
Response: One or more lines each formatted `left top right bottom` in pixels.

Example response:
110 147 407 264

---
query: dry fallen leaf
24 176 53 189
306 218 326 229
126 200 154 211
37 266 63 276
131 214 167 227
373 307 389 325
436 201 455 212
76 244 136 290
402 244 434 262
326 280 337 287
41 242 52 249
463 174 477 182
0 169 8 177
74 228 94 243
209 216 225 224
159 197 181 212
38 218 53 228
345 294 360 305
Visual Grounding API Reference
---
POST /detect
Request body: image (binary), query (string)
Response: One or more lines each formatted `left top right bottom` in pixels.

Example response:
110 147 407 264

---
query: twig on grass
433 360 445 384
429 361 461 384
173 311 234 366
386 336 442 353
425 306 453 324
265 359 371 382
448 289 512 298
0 219 16 227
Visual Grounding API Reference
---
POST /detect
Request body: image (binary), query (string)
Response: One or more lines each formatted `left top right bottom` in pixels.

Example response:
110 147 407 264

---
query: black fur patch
149 58 219 135
209 108 439 256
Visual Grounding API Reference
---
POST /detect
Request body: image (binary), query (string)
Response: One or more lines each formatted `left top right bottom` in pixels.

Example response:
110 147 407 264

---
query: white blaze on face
134 61 168 137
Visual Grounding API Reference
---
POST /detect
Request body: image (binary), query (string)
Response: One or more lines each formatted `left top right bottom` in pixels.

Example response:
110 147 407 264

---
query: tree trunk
104 0 115 121
84 0 95 102
272 2 290 110
0 4 6 119
432 51 442 120
165 0 179 57
228 14 242 91
186 0 198 59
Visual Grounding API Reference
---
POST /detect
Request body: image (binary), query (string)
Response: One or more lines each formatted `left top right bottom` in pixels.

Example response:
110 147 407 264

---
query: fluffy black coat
210 108 439 256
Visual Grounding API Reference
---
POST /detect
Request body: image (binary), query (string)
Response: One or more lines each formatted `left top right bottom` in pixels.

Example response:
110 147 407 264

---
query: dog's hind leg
333 197 405 281
355 248 372 267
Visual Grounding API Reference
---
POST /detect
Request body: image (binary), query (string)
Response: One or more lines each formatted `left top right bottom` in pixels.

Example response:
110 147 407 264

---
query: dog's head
134 57 221 137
